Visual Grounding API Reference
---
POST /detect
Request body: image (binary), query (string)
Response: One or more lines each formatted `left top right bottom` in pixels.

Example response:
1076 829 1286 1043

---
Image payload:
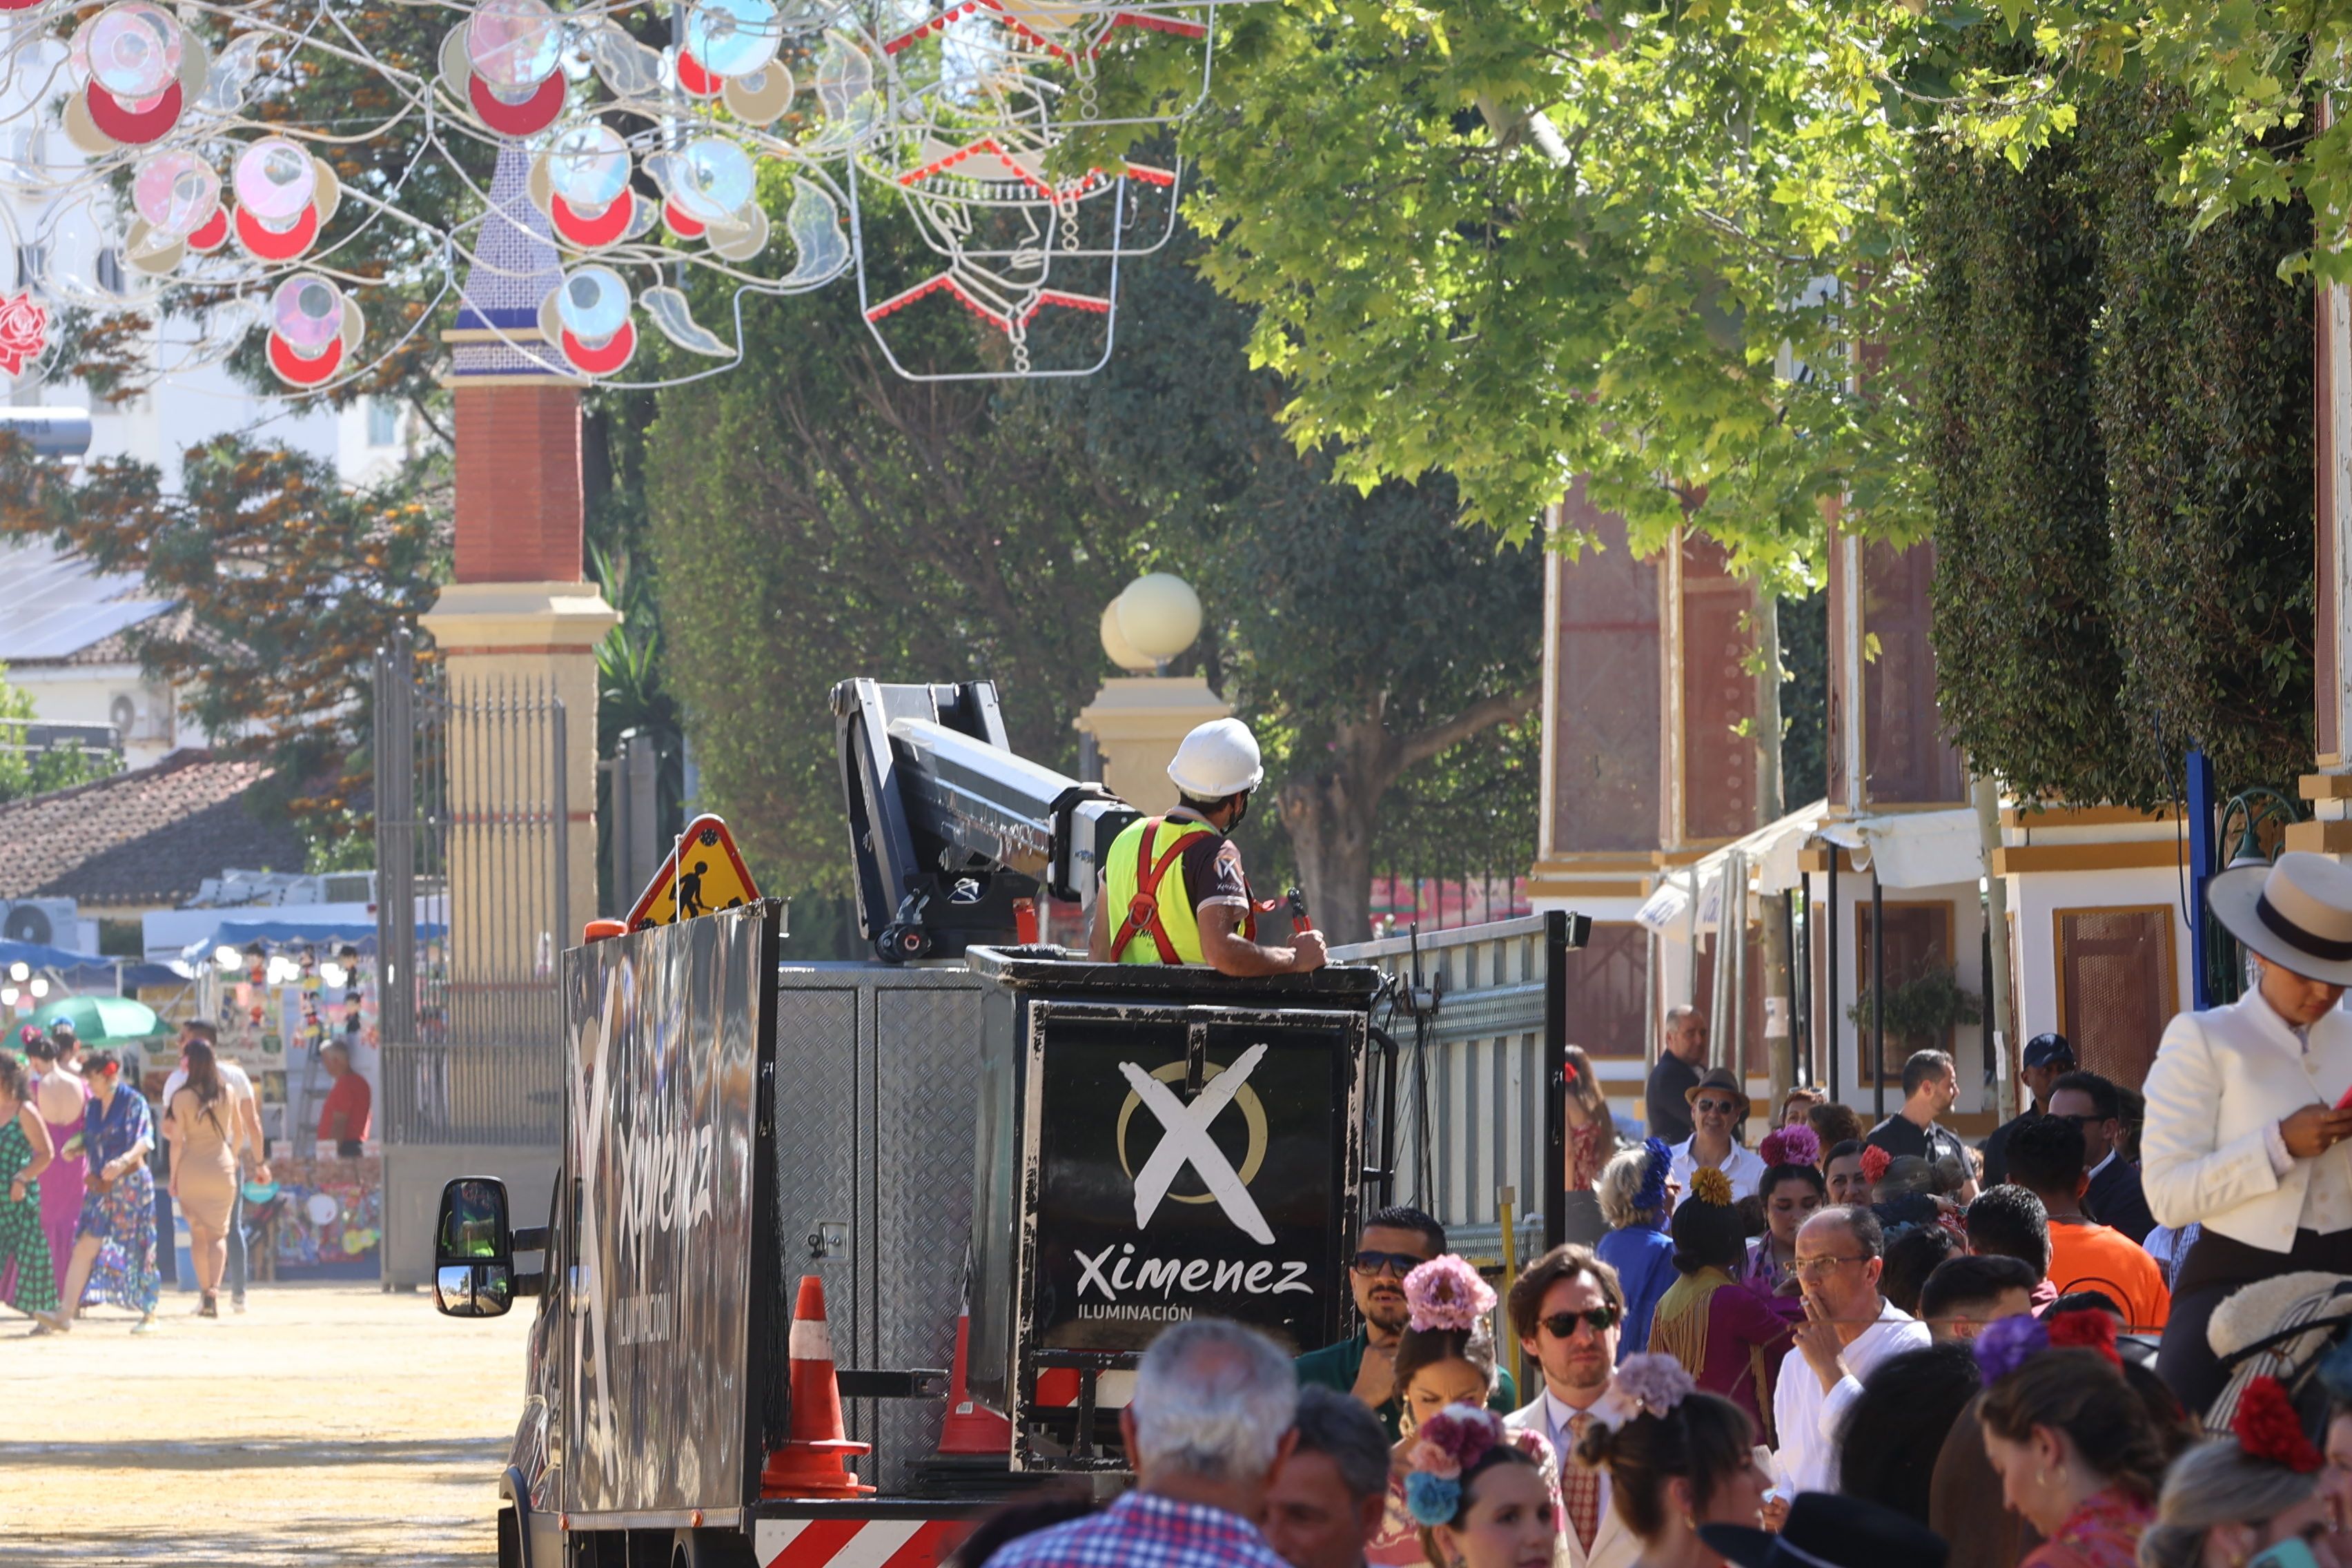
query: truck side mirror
433 1176 514 1318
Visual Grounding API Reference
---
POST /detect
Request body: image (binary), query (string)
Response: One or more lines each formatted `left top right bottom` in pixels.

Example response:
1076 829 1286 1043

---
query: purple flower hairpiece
1611 1353 1697 1422
1972 1311 2049 1385
1405 1255 1498 1335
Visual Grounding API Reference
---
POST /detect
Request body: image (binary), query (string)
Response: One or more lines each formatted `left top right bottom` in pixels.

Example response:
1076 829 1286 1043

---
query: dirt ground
1 1282 533 1567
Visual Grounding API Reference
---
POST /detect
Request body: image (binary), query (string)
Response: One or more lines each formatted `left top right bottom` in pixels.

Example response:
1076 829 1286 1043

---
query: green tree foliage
0 437 449 821
0 667 118 803
643 267 1139 897
647 210 1542 938
1087 0 1926 567
1922 77 2312 806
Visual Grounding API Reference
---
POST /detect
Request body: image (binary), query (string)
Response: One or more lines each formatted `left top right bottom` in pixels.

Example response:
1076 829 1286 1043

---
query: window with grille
367 398 400 447
1851 900 1954 1084
2054 907 2177 1090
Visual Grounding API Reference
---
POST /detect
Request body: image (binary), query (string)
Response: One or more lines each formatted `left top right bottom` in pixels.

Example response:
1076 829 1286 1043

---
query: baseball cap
2021 1033 2074 1068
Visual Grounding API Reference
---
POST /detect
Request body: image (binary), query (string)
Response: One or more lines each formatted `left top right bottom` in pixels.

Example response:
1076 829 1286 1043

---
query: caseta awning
1638 802 1986 943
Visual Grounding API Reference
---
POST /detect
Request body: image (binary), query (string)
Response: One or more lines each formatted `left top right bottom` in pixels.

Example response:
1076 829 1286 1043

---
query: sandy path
1 1282 533 1567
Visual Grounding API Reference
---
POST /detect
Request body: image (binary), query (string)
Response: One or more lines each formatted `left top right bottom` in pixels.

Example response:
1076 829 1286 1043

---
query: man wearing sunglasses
2047 1069 2155 1245
1293 1206 1516 1438
1503 1244 1638 1568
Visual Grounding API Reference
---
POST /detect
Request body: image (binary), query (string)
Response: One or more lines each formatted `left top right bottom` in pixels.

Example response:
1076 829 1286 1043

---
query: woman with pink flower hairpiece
1365 1257 1568 1567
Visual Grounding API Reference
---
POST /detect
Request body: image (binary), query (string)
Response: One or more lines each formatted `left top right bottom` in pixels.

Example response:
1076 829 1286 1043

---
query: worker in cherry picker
1087 717 1330 975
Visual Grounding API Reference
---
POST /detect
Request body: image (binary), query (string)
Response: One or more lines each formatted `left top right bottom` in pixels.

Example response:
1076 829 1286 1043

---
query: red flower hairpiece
2233 1377 2324 1474
1859 1144 1892 1184
2044 1309 2122 1368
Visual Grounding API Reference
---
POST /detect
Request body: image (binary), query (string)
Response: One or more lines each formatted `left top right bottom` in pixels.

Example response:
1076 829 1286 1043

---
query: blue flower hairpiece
1404 1469 1463 1527
1635 1136 1671 1214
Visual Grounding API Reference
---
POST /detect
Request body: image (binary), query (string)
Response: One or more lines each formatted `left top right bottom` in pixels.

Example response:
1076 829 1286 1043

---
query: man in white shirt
162 1022 268 1314
1771 1205 1930 1499
1503 1244 1639 1568
1667 1068 1767 1206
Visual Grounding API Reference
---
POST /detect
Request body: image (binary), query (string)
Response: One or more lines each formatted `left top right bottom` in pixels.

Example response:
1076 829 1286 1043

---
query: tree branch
1393 683 1541 774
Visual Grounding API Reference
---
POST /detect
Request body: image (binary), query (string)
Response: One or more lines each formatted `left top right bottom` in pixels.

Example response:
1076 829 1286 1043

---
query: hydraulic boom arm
832 679 1136 962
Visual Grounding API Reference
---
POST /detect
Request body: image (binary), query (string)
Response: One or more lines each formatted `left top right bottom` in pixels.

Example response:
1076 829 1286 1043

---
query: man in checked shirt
985 1319 1302 1568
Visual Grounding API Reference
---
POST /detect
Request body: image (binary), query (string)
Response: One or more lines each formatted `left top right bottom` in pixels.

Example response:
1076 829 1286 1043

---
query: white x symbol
1120 1044 1273 1244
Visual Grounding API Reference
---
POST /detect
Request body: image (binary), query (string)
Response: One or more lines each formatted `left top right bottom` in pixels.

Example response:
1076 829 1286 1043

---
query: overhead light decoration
0 0 1257 391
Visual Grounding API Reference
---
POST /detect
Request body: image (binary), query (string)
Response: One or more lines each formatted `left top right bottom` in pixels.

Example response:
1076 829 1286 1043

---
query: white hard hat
1167 717 1263 798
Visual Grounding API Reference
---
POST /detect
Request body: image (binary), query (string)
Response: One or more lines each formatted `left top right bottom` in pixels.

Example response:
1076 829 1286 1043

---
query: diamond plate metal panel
869 985 988 1492
771 983 863 1384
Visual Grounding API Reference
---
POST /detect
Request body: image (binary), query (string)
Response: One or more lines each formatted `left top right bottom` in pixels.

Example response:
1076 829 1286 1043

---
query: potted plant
1847 963 1984 1057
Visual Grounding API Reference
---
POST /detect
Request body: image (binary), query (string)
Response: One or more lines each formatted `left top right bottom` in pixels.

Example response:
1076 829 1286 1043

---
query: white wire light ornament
0 0 1254 393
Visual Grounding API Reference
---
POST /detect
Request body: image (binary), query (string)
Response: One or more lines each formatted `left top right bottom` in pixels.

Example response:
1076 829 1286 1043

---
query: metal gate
1331 911 1580 1261
372 627 567 1145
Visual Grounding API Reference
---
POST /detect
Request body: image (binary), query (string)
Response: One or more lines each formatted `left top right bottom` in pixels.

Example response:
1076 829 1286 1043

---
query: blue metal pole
2187 747 2217 1010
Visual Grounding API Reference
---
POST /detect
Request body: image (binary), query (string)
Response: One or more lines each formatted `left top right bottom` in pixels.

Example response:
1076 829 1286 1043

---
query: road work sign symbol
1115 1044 1273 1244
627 814 761 930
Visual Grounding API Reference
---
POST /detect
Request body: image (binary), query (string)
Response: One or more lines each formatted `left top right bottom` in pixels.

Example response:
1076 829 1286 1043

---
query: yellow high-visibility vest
1101 816 1216 964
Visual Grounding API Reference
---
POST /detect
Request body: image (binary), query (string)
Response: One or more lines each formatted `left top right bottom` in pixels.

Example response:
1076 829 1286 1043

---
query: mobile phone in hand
2336 1081 2352 1112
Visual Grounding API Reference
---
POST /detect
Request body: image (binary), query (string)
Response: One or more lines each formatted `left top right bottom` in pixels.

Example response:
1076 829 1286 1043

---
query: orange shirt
2046 1218 2170 1333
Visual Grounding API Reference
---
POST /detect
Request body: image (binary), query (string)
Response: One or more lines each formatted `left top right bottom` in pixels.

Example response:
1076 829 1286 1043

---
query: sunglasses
1540 1306 1620 1337
1694 1098 1741 1115
2050 1113 2110 1128
1350 1250 1427 1277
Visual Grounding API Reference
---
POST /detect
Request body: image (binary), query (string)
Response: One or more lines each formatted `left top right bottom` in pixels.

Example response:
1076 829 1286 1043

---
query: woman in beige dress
166 1040 251 1318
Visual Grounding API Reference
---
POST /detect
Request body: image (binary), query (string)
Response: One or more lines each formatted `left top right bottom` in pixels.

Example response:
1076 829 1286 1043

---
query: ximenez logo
1075 1240 1313 1306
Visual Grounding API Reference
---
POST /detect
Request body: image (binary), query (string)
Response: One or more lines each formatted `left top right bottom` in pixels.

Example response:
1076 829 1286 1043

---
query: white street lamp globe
1099 599 1157 674
1115 572 1202 661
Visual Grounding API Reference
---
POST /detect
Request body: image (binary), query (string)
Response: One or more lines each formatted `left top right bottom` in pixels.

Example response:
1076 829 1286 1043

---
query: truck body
438 901 1378 1568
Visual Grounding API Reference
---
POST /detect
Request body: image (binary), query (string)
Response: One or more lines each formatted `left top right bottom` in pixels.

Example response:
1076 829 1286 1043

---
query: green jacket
1293 1329 1519 1441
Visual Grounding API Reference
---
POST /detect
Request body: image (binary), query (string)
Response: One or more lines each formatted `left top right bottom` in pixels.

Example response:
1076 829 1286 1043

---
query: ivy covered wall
1920 77 2314 807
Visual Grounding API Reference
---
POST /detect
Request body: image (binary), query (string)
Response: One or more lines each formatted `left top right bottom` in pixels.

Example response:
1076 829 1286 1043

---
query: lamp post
1073 574 1230 816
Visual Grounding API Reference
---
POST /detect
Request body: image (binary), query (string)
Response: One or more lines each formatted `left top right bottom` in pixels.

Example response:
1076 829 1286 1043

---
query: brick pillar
453 385 587 583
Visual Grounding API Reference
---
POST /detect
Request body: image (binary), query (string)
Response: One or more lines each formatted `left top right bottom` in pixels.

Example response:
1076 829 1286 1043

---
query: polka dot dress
0 1115 59 1316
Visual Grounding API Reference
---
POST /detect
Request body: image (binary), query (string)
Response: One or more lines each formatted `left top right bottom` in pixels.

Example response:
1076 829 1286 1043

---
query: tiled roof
0 749 309 910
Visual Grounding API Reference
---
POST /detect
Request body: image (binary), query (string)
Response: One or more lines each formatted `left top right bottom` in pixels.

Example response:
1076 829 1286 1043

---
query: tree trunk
1276 686 1545 948
1279 721 1386 947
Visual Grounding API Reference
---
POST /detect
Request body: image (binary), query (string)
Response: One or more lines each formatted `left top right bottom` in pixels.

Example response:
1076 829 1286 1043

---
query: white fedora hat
2208 851 2352 986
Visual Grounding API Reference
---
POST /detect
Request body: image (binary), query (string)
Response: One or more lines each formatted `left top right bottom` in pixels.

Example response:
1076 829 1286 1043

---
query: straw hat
2208 852 2352 987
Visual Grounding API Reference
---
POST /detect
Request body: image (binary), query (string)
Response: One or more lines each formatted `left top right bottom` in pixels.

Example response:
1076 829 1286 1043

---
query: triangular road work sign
627 814 761 929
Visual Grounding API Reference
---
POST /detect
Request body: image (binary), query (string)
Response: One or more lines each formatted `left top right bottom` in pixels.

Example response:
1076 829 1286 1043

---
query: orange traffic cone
761 1275 875 1498
937 1295 1013 1456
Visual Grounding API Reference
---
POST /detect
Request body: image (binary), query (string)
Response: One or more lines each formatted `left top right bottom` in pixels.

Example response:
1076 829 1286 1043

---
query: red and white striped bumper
754 1517 966 1568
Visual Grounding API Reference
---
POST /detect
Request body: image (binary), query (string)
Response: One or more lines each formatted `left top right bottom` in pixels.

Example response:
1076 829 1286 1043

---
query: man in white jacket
1770 1205 1930 1500
2145 852 2352 1414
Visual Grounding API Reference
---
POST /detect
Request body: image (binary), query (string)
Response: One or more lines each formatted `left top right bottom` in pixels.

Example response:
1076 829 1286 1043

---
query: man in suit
2048 1070 2156 1245
1503 1244 1639 1568
1645 1008 1707 1146
2146 852 2352 1414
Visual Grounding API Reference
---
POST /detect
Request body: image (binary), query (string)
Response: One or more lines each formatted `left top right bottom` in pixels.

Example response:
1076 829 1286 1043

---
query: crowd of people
952 851 2352 1568
0 1016 289 1331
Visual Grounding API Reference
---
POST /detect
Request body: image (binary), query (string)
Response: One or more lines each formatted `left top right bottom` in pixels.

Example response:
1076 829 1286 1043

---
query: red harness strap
1111 819 1194 963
